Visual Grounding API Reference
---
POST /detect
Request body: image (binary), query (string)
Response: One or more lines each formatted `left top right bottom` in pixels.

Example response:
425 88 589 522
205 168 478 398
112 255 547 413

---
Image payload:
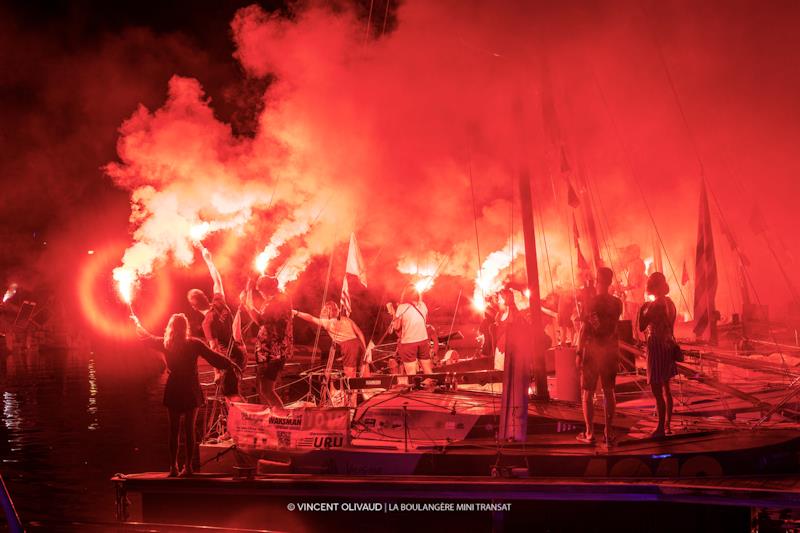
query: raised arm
130 314 164 351
195 339 235 371
294 311 324 327
242 278 260 324
199 245 224 299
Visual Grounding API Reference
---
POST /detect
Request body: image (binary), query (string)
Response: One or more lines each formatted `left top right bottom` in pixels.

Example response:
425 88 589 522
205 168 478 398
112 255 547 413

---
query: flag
693 182 718 339
345 232 367 287
681 259 689 285
573 213 589 272
232 307 244 344
339 276 352 317
567 181 580 208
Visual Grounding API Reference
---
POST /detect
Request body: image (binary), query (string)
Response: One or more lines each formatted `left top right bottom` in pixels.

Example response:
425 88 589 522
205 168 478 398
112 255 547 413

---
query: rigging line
643 0 791 311
552 172 578 302
310 230 338 369
468 151 484 296
718 243 739 318
638 0 704 178
445 288 463 352
273 193 335 278
510 170 514 278
534 186 556 292
588 69 691 318
363 0 375 45
380 0 391 37
533 175 555 293
583 167 623 283
543 153 580 310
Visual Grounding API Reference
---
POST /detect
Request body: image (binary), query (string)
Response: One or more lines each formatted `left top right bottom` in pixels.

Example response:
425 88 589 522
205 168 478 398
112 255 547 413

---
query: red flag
681 259 689 285
567 182 580 208
693 182 718 339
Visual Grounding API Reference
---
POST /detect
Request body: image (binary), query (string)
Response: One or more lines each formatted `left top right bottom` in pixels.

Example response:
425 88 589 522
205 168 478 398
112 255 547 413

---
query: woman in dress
134 313 236 476
638 272 678 438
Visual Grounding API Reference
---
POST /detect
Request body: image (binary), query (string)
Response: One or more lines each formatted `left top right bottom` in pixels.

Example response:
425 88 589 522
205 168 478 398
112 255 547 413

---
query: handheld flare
414 276 434 294
113 267 136 307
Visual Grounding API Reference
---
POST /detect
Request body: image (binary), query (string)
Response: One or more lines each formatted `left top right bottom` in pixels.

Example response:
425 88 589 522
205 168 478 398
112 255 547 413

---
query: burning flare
472 238 522 312
113 267 136 305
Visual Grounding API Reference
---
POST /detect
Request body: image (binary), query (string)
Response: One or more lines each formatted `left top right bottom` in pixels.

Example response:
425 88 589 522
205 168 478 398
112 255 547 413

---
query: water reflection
0 343 168 524
87 358 98 431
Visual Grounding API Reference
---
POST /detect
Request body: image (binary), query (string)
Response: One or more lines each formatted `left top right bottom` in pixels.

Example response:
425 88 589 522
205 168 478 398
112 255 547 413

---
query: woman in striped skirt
638 272 678 437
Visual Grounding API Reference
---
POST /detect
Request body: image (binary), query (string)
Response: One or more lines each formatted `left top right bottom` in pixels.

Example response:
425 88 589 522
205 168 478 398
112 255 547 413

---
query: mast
519 169 549 400
499 168 549 441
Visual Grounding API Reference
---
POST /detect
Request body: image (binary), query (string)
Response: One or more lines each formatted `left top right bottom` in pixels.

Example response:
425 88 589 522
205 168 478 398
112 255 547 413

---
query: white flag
345 232 367 287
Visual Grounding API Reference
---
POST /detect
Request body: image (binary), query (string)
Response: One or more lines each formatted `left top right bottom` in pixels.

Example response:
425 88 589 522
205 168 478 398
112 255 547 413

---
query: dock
112 471 800 532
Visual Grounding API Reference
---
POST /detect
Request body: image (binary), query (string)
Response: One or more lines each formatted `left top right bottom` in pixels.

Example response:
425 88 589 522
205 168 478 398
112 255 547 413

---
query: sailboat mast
518 169 549 401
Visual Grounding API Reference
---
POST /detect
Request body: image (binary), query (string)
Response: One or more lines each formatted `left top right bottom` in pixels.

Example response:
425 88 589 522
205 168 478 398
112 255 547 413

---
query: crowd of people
131 241 680 474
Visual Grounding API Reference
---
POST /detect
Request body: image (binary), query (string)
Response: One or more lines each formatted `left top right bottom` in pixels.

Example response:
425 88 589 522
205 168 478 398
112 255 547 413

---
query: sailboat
204 168 800 481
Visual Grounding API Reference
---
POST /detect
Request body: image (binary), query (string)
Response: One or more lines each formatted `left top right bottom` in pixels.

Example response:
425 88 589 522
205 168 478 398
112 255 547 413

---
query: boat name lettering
268 416 302 426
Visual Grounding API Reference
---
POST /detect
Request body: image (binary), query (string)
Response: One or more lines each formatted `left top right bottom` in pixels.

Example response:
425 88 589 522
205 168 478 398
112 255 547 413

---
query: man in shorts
575 267 622 445
390 285 432 376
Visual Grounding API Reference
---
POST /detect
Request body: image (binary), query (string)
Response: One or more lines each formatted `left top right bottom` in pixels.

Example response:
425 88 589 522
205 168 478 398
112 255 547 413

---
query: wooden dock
112 471 800 532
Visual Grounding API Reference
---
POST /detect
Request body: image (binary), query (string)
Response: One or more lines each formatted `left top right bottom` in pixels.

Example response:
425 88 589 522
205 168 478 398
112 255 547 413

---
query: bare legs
650 380 673 437
602 387 616 442
580 387 616 443
167 407 198 477
664 381 673 434
581 389 594 440
419 358 433 374
182 409 198 476
167 408 181 476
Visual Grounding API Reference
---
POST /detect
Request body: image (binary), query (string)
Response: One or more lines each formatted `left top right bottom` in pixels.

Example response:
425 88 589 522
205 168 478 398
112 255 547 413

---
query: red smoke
89 1 800 321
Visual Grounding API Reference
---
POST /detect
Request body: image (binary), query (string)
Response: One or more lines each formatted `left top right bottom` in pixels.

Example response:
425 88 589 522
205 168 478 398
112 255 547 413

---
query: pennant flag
560 146 571 173
567 182 580 208
693 182 718 339
681 259 689 286
345 232 367 287
339 276 352 317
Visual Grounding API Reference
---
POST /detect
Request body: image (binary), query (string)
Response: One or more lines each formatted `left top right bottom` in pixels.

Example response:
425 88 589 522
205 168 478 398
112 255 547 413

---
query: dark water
1 343 169 525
